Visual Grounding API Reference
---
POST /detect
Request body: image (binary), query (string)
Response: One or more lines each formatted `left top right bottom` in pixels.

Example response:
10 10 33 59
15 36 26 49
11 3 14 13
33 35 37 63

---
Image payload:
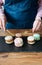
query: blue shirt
4 0 38 29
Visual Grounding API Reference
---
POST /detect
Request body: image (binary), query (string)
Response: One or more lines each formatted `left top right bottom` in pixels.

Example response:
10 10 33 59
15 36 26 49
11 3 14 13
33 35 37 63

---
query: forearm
35 0 42 20
36 7 42 20
0 7 7 23
0 7 4 20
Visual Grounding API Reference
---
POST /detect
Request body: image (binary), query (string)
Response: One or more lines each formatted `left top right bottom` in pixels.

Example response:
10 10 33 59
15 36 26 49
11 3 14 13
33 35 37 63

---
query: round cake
5 36 13 44
15 33 22 38
33 33 40 41
14 38 23 47
27 36 35 44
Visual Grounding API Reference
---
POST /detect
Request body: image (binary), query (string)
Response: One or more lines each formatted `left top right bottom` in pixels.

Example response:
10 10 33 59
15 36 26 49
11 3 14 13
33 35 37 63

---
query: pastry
14 38 23 47
5 36 13 44
15 33 22 38
33 33 40 41
27 36 35 44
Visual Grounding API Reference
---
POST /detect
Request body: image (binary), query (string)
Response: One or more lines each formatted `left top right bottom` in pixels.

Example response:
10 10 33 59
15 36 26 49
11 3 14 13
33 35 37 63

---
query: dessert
5 36 13 44
15 33 22 38
14 38 23 47
33 33 40 41
27 36 35 44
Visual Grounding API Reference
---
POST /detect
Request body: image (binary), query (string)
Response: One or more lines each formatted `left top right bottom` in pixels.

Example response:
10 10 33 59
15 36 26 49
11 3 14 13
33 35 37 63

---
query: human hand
32 19 42 32
0 15 6 31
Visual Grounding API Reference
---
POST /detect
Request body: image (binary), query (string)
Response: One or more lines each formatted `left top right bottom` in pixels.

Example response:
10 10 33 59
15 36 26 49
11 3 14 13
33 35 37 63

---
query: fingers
39 23 42 31
2 20 5 31
32 20 42 32
32 20 39 32
0 19 5 31
0 19 3 29
36 21 41 31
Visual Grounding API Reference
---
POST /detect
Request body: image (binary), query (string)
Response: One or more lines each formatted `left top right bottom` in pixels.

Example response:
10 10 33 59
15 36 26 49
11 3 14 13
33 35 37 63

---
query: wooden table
0 29 42 65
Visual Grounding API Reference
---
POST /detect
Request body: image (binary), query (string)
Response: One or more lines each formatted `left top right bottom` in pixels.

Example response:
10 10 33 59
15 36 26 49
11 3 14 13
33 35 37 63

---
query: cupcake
27 36 35 44
14 38 23 47
5 36 13 44
15 33 22 38
33 33 40 41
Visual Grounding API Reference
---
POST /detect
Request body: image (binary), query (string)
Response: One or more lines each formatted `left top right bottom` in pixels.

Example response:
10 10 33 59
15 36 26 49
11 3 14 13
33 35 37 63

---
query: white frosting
27 36 34 41
5 36 13 40
14 38 23 47
15 42 23 47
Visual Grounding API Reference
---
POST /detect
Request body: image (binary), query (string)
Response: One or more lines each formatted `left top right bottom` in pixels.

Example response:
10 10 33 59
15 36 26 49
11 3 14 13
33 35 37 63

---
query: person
0 0 42 32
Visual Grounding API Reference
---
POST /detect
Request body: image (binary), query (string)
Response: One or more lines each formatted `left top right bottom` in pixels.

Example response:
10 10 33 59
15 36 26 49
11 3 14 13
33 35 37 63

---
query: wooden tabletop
0 29 42 36
0 29 42 65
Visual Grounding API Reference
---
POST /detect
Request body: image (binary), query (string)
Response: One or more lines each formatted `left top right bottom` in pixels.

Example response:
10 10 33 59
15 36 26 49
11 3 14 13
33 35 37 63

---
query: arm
0 0 3 6
32 0 42 32
35 0 42 20
0 0 4 20
0 0 6 31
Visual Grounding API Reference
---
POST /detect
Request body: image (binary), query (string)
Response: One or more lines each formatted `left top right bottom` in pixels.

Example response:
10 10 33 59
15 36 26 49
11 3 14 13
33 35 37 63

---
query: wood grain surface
0 29 42 36
0 29 42 65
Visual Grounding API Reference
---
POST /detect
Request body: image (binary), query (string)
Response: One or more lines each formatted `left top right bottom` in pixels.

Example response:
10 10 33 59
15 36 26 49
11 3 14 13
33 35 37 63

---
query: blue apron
4 0 38 29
